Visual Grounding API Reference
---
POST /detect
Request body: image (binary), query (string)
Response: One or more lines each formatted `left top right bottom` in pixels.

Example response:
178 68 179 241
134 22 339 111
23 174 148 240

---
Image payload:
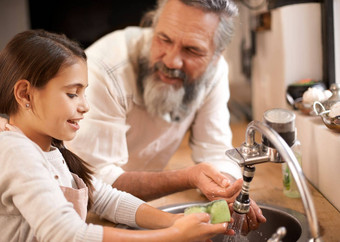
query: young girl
0 30 233 241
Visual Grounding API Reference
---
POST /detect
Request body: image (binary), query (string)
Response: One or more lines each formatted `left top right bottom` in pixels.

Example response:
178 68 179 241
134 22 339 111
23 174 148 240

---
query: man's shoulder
212 56 229 85
85 26 151 59
85 26 151 86
216 55 229 73
84 27 152 109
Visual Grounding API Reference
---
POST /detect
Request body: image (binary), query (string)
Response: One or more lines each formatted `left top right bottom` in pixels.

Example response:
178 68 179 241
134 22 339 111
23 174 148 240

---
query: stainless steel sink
159 202 310 242
117 202 310 241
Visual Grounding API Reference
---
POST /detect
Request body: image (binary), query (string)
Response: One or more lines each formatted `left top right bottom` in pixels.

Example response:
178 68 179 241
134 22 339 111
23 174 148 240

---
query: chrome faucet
226 119 321 241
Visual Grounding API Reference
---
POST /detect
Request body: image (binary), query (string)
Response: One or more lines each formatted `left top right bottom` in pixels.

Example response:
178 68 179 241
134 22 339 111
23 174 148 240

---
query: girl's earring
25 103 30 108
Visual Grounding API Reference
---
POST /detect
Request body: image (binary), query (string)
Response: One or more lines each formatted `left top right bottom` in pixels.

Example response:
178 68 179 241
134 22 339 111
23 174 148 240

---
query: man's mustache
153 62 187 81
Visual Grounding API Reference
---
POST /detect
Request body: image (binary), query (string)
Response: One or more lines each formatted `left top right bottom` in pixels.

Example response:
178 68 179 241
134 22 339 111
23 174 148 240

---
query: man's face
139 0 220 122
150 0 219 89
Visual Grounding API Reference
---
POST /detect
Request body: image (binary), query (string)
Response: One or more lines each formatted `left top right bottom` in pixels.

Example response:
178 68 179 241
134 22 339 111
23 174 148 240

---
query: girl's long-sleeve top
0 131 145 242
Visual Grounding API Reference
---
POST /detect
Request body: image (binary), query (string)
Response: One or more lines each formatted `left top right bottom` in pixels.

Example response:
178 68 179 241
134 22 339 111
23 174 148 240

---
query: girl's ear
13 80 32 109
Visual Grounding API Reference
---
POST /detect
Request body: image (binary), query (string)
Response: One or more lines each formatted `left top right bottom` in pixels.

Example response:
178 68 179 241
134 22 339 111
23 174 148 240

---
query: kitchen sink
118 202 310 241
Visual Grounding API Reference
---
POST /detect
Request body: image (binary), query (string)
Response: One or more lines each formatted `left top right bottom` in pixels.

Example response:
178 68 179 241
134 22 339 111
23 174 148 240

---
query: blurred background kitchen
1 0 339 120
1 0 340 237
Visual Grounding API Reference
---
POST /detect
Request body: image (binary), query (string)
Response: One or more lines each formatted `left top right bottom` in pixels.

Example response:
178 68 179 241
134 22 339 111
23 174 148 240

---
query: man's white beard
142 62 217 122
143 73 186 122
137 44 217 122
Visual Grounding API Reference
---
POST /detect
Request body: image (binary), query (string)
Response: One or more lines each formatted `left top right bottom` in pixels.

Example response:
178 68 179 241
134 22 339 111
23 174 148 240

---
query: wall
252 3 323 121
335 0 340 83
0 0 30 50
223 3 255 122
224 3 251 85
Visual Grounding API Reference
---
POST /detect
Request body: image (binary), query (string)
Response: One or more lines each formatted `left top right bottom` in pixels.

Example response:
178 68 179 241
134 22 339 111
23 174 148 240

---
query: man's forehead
156 0 219 44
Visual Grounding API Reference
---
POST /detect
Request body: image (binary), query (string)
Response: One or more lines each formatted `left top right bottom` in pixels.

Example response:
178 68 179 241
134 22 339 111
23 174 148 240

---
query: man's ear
13 80 32 109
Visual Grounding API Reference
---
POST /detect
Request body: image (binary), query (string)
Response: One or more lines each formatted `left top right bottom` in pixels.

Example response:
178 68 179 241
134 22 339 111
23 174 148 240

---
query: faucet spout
227 120 321 241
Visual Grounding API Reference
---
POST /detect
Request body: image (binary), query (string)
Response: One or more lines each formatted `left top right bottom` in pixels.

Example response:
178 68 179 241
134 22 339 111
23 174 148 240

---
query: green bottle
282 135 302 198
262 109 302 198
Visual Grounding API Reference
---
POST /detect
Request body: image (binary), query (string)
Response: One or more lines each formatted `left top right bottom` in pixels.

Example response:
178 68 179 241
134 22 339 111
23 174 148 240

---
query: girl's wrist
164 226 181 241
169 213 184 225
160 212 183 228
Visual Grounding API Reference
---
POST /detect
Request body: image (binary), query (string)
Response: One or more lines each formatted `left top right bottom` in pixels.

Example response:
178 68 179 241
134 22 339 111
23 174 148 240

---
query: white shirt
66 27 242 185
0 131 145 242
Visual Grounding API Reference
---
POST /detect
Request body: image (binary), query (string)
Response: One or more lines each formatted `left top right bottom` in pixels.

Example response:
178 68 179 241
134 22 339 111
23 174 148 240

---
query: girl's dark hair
0 29 94 209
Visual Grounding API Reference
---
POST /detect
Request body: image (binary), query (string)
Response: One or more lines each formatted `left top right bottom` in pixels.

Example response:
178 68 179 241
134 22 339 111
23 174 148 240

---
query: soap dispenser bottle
263 108 302 198
282 131 302 198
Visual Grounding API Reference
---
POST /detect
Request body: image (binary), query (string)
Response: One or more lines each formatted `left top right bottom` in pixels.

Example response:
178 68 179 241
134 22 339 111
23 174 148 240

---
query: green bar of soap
184 206 207 215
183 199 230 224
209 199 230 224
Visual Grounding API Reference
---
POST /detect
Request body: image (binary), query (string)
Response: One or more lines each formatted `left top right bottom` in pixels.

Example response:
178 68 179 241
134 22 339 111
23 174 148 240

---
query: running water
223 212 249 242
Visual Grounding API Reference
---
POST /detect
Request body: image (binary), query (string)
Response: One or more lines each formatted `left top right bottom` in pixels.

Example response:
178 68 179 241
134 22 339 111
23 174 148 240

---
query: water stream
223 212 249 242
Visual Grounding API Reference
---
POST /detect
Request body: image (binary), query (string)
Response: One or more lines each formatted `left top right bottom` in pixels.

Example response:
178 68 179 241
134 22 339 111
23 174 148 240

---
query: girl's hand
170 213 234 242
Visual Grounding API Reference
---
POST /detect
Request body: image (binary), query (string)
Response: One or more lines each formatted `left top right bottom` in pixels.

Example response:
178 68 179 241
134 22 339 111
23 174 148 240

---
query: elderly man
68 0 244 198
1 0 266 231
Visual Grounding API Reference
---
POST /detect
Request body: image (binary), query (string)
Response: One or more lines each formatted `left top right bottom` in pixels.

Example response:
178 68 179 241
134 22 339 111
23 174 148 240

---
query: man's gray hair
140 0 239 55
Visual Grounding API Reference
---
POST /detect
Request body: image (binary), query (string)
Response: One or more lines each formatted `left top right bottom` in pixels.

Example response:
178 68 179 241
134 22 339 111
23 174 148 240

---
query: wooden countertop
87 122 340 241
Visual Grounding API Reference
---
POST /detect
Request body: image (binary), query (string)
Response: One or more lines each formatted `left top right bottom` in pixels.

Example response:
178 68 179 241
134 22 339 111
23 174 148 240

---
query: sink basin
117 202 310 241
161 202 310 242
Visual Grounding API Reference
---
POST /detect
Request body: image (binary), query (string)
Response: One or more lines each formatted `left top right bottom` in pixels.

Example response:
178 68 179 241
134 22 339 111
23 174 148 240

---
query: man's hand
187 163 266 233
187 163 243 203
229 199 267 234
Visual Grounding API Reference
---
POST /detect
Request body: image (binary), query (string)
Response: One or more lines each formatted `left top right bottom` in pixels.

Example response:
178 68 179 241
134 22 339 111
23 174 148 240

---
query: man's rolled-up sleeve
189 59 242 179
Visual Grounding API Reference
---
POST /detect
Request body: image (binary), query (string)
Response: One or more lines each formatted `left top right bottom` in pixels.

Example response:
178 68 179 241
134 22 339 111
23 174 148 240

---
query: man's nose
162 46 183 70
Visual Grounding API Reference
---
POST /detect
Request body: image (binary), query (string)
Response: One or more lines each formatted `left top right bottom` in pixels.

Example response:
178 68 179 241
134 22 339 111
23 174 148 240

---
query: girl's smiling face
21 59 89 151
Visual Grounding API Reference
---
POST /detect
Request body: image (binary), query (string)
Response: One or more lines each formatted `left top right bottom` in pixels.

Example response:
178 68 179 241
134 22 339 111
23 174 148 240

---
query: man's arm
112 163 242 202
187 58 267 231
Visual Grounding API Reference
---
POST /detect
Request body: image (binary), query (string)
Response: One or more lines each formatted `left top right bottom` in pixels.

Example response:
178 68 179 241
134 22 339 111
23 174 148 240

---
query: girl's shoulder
0 131 45 162
0 130 34 147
